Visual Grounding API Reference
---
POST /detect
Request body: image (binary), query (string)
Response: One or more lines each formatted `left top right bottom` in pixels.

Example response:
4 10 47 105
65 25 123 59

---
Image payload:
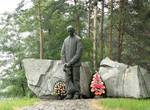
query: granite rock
23 59 93 98
99 57 150 98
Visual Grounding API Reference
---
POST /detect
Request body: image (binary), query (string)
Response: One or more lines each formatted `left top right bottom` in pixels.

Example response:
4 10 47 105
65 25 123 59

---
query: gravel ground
22 99 100 110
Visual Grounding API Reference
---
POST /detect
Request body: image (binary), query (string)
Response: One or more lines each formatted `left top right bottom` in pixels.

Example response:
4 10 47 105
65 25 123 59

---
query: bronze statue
61 25 83 99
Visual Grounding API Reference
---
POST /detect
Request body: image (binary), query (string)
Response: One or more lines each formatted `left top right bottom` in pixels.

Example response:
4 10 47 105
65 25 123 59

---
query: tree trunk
118 0 124 61
37 0 44 59
74 0 80 36
88 0 91 38
93 5 97 70
109 0 113 59
76 12 80 36
99 0 104 62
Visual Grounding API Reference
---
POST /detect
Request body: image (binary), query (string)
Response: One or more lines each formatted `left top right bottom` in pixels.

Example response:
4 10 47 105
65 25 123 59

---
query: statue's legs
72 66 80 98
65 66 80 99
65 68 75 99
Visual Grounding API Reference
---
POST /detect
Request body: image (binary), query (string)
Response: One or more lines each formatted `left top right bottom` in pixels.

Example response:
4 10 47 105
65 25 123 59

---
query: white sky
0 0 21 14
0 0 33 14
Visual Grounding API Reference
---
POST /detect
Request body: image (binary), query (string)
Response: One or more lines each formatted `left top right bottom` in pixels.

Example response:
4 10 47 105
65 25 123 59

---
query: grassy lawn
0 97 39 110
98 98 150 110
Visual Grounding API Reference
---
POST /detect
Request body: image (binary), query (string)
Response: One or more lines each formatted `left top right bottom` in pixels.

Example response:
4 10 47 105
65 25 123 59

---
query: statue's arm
61 42 66 64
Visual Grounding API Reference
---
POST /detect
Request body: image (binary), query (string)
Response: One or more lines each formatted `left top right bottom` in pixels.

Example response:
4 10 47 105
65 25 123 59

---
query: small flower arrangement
53 80 66 97
90 71 105 96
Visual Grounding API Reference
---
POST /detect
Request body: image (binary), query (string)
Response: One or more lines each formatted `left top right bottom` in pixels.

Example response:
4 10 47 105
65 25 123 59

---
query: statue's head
67 25 75 36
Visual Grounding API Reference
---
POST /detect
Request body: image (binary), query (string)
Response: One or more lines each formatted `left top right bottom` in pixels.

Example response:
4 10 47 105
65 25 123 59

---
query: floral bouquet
53 80 66 97
90 71 105 96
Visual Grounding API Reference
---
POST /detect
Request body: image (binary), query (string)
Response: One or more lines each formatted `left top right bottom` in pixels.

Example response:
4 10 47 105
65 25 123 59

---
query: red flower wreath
90 71 105 96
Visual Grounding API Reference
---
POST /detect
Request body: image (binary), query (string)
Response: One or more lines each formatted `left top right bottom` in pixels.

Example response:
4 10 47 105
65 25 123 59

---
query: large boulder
99 57 150 98
23 59 92 98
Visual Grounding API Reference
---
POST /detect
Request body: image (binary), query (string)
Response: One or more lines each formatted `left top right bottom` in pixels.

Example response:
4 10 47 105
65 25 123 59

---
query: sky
0 0 21 14
0 0 33 14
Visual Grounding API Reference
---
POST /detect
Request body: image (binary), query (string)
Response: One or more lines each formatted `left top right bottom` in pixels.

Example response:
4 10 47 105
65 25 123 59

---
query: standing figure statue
61 25 83 99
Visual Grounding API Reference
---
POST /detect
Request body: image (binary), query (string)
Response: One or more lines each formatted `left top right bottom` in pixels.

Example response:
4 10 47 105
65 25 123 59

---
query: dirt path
21 99 103 110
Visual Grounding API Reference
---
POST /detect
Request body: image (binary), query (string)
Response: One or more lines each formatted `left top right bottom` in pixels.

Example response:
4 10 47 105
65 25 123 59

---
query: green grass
99 98 150 110
0 97 39 110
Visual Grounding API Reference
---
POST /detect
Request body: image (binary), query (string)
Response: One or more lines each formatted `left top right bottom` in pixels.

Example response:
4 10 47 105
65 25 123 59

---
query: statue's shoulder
64 36 70 42
75 35 81 40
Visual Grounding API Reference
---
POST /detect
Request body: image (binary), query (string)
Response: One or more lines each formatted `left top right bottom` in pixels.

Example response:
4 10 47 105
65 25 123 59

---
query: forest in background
0 0 149 97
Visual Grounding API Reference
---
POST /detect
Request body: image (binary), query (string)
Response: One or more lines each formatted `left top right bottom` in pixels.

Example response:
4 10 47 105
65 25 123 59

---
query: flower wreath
90 71 105 96
53 80 66 97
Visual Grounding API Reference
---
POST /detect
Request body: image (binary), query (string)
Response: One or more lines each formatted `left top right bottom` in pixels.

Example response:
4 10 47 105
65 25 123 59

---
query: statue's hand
64 63 71 68
63 63 71 74
63 63 69 72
